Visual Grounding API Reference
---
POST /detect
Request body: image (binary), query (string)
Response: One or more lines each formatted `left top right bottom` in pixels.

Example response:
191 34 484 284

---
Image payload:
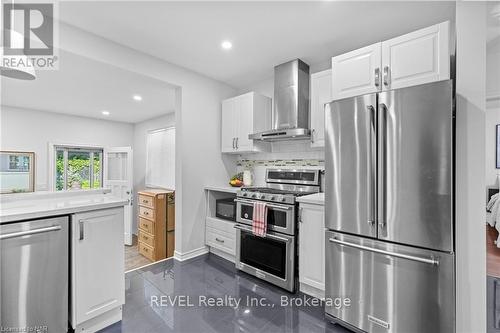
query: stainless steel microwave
215 198 236 221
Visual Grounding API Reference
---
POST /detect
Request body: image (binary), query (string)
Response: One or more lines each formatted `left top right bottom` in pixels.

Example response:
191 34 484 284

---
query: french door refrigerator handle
367 105 376 226
378 103 387 230
328 237 439 266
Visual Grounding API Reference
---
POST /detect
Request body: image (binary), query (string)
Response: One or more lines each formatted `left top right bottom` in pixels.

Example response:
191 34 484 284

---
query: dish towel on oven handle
252 201 268 237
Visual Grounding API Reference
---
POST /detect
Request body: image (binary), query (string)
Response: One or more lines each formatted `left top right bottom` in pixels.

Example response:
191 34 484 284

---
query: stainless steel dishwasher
0 216 69 333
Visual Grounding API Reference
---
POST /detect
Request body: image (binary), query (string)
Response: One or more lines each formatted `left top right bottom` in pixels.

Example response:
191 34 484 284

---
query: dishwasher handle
0 225 62 240
328 237 439 266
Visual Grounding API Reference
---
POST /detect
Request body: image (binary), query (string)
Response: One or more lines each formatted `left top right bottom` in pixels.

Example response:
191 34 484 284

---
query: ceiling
1 50 177 123
1 1 456 122
59 1 456 89
488 2 500 44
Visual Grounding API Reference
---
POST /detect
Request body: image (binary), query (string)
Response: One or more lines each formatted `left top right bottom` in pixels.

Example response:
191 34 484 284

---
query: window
146 127 175 189
55 146 103 191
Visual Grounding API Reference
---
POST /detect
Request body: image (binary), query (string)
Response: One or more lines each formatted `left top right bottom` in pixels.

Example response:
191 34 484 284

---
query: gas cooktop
236 169 321 205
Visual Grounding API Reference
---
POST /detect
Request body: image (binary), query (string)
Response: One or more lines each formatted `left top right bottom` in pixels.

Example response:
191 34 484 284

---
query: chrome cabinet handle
329 237 439 265
366 105 376 227
236 137 239 149
0 225 62 240
374 68 380 87
232 138 235 149
215 237 225 243
79 220 84 240
383 66 390 86
299 207 303 223
311 129 315 144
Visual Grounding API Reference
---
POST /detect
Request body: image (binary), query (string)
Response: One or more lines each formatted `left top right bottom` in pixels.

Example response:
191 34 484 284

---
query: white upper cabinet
331 42 382 100
221 98 237 153
221 92 271 154
381 21 450 90
310 69 332 148
331 21 450 100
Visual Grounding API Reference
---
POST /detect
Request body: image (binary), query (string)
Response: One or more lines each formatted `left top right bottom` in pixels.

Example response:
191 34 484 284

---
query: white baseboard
299 282 325 300
174 246 208 262
209 247 235 263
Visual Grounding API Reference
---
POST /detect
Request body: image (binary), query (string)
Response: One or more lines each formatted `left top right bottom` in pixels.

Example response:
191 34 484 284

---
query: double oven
234 169 320 292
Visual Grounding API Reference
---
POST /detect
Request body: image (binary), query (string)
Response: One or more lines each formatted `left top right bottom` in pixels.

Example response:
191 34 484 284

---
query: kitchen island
0 189 127 333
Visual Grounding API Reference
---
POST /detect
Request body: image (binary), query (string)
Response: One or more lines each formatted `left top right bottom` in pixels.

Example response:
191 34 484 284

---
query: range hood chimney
249 59 310 141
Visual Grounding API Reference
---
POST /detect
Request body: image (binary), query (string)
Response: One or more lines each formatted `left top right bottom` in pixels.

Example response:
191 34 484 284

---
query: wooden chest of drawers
137 189 175 261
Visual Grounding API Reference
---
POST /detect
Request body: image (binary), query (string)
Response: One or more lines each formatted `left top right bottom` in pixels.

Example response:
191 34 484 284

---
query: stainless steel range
234 169 320 292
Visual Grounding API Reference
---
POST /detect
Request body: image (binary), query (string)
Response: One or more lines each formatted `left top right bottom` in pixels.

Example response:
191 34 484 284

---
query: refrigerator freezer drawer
325 231 454 333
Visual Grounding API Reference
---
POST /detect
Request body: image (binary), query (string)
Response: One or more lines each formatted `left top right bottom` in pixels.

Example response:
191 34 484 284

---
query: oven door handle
234 224 291 243
234 198 293 211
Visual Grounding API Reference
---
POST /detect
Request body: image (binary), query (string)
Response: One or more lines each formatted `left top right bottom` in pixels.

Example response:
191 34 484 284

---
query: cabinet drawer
206 217 234 234
139 206 155 220
138 230 155 247
138 194 155 208
138 241 155 261
206 227 235 255
139 217 155 234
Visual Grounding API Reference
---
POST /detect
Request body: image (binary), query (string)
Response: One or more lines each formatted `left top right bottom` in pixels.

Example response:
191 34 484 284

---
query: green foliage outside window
56 150 101 190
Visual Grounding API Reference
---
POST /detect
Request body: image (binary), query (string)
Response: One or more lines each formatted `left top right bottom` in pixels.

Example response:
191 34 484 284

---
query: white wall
57 22 237 258
0 106 134 191
486 37 500 186
132 112 175 234
455 2 487 332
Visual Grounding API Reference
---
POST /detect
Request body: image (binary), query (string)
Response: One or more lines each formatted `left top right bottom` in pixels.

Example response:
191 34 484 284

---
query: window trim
49 143 104 191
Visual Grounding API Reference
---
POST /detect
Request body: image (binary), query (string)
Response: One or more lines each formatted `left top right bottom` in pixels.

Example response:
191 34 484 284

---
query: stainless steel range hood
249 59 310 141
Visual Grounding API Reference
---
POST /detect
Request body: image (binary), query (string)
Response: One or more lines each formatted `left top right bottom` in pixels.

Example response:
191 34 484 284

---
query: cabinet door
331 43 381 100
310 70 332 148
71 208 125 327
299 204 325 291
236 93 254 152
381 21 450 90
221 98 236 153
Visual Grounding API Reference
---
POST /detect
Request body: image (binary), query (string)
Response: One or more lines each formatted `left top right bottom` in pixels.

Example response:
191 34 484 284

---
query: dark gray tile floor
488 276 500 333
98 254 351 333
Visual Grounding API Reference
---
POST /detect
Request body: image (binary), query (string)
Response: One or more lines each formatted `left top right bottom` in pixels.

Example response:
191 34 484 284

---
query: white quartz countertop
296 193 325 205
204 185 241 194
0 189 127 223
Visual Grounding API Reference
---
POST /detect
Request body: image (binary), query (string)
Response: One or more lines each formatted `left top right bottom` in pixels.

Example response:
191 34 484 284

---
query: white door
236 93 254 152
104 147 133 245
331 42 382 100
221 98 236 153
71 208 125 328
381 21 450 90
299 204 325 296
310 69 332 148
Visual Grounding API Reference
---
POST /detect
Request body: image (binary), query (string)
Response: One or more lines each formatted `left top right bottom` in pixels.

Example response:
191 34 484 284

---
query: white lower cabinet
298 203 325 299
71 207 125 332
206 216 236 262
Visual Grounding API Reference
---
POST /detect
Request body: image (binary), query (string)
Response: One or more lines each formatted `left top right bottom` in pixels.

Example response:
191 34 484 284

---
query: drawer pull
143 200 148 203
215 237 225 243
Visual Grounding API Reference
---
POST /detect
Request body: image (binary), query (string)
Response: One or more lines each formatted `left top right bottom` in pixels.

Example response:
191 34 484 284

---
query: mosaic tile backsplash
237 158 324 169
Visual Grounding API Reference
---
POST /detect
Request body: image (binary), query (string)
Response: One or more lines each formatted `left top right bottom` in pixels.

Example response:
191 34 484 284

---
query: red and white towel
252 202 268 237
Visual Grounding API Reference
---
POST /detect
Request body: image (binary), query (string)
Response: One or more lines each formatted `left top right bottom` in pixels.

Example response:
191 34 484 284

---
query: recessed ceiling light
221 40 232 50
133 94 142 101
102 110 110 116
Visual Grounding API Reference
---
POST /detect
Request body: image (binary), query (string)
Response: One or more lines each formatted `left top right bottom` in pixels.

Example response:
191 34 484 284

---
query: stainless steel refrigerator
324 80 455 333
